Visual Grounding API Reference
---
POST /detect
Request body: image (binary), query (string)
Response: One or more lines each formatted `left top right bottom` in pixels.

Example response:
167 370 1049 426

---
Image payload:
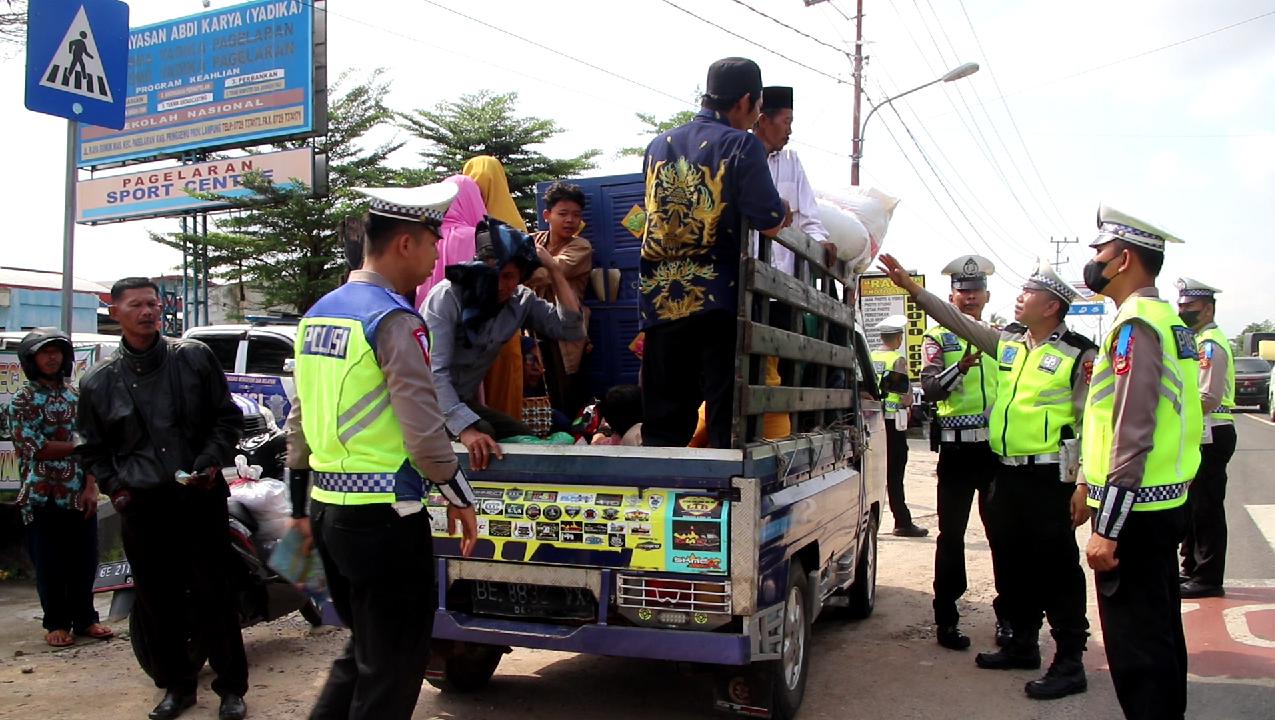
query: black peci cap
761 86 793 112
706 57 762 102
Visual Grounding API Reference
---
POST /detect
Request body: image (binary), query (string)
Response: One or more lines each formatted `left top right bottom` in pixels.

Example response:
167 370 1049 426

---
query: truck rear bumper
432 609 751 665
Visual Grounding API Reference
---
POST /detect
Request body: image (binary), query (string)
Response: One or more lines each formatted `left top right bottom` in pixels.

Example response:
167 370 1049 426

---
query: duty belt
940 428 990 443
1087 482 1188 506
999 452 1061 466
314 472 396 494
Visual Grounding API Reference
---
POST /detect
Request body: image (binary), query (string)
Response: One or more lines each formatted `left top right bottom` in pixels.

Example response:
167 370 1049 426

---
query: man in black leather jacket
77 277 247 720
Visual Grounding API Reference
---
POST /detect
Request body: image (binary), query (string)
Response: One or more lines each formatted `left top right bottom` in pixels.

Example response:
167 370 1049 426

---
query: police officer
285 185 480 720
1175 278 1235 599
878 253 1095 700
921 255 1009 650
871 315 927 537
1082 206 1201 720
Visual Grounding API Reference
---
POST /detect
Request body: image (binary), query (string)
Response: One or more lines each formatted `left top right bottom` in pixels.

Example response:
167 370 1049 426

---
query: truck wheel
764 562 812 720
425 643 505 693
846 511 879 619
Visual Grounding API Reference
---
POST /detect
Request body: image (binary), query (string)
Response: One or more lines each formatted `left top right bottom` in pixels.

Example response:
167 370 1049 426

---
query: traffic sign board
24 0 129 129
1069 302 1106 316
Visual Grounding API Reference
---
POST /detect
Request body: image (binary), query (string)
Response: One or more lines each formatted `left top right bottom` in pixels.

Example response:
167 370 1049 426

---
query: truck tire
763 561 812 720
425 643 505 693
846 511 879 619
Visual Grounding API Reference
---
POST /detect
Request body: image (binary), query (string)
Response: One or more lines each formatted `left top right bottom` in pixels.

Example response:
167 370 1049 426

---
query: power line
871 67 1035 262
419 0 691 106
725 0 849 56
827 0 857 24
918 0 1065 235
895 0 1057 240
657 0 851 85
876 91 1032 282
863 88 1029 283
964 8 1275 107
955 0 1072 231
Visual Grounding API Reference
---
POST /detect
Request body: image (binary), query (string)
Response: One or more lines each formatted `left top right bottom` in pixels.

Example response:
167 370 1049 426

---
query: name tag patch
1038 354 1062 374
1172 326 1199 361
301 324 351 359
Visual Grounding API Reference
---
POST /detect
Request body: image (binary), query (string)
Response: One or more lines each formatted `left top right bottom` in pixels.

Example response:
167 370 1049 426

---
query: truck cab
422 174 886 720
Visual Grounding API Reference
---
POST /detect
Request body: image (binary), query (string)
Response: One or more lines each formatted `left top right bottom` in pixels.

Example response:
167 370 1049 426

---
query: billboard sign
858 272 927 380
76 0 327 168
76 147 324 223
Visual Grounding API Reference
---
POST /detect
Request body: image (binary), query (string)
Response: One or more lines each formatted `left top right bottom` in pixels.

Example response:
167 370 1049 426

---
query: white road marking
1246 505 1275 558
1224 604 1275 649
1241 413 1275 428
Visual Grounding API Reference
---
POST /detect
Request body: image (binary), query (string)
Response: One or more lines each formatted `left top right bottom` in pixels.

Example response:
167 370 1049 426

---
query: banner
76 0 322 167
859 273 927 379
428 484 730 575
0 347 101 492
76 148 319 224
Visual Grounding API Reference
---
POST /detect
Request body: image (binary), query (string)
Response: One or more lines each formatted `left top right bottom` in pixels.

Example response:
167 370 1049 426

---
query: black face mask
1179 310 1201 327
1083 257 1114 294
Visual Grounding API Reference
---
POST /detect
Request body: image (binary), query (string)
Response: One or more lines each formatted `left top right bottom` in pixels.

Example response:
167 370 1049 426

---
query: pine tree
399 90 599 227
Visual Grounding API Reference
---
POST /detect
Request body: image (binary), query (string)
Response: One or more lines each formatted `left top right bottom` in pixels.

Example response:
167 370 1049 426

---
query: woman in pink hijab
415 174 487 308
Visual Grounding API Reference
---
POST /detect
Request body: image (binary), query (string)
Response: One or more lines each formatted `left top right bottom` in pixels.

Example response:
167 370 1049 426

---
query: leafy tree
618 109 697 157
399 91 599 227
151 71 418 313
1231 319 1275 355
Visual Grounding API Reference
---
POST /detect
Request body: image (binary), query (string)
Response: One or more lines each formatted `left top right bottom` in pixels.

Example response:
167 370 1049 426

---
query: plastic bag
225 454 292 542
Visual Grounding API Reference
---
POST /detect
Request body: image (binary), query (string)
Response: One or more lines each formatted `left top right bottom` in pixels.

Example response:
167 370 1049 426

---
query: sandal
45 629 74 647
77 623 114 640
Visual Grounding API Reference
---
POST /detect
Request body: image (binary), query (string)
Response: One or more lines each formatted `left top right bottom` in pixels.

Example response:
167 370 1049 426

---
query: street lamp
850 62 979 184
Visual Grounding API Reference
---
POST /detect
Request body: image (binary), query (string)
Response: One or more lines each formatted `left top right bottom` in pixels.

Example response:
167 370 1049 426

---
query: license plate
470 581 594 621
93 560 133 592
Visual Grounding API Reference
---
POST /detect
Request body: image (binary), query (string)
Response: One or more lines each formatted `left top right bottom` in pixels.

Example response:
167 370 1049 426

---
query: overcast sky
4 0 1272 338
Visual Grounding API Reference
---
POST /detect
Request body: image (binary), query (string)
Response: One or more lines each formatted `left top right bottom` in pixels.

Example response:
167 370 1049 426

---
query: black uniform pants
885 424 912 528
1097 507 1188 720
988 464 1088 655
120 483 247 697
309 501 436 720
932 441 1006 627
642 310 737 448
1181 423 1237 585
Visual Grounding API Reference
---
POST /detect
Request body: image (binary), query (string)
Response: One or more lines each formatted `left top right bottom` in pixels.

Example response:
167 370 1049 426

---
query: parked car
1231 355 1270 414
183 323 298 428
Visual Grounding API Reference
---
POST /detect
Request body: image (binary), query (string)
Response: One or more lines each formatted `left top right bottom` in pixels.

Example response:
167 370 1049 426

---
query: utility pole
1050 236 1078 270
849 0 864 186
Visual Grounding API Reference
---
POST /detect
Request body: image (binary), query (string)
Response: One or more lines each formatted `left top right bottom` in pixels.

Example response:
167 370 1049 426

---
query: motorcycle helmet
16 328 74 381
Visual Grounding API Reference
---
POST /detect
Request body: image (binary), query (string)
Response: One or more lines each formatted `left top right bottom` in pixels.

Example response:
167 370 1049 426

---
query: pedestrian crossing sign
24 0 128 129
40 7 113 102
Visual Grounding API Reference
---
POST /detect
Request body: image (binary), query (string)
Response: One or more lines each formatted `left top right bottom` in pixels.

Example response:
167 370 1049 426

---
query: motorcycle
93 396 323 681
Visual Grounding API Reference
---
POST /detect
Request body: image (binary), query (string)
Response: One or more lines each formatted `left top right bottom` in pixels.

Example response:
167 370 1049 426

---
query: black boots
975 639 1041 670
1025 655 1088 699
149 691 196 720
937 625 971 651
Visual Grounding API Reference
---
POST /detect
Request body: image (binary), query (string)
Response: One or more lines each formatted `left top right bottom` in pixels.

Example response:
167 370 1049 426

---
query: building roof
0 267 109 294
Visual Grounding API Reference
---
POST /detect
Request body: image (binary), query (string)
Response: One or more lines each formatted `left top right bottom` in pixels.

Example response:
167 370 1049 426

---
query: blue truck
423 173 887 719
